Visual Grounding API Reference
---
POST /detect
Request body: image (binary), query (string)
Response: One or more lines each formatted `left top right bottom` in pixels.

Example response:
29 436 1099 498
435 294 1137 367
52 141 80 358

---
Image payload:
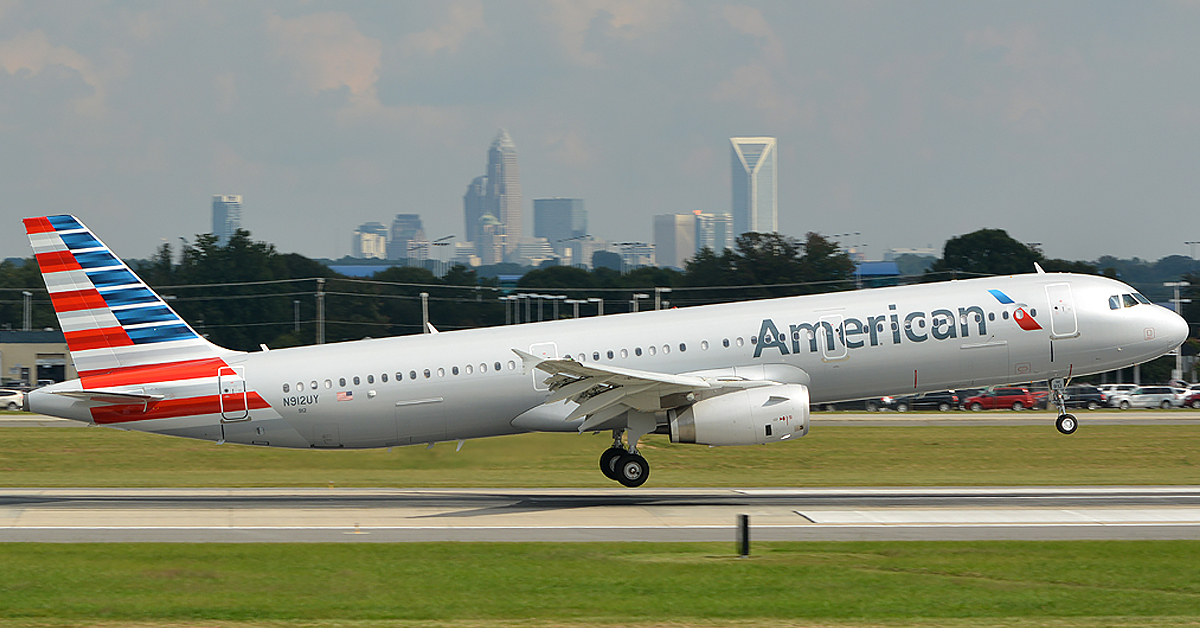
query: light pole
315 278 325 344
631 293 649 313
21 291 31 331
1165 281 1192 381
654 287 672 310
588 297 604 316
565 299 585 318
549 295 567 320
293 300 300 332
420 292 430 333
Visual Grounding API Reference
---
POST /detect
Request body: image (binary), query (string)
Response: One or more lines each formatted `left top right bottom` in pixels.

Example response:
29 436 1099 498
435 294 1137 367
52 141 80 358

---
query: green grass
0 542 1199 626
1 423 1199 487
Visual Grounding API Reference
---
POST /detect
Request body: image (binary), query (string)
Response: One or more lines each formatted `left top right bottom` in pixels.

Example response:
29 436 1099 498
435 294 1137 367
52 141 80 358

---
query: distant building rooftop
856 261 900 277
0 330 65 344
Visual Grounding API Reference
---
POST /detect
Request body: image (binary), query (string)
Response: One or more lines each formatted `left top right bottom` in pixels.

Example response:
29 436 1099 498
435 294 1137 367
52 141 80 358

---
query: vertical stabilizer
23 215 234 377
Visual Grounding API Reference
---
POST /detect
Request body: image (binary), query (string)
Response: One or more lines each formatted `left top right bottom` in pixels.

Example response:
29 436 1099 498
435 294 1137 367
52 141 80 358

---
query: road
4 486 1200 542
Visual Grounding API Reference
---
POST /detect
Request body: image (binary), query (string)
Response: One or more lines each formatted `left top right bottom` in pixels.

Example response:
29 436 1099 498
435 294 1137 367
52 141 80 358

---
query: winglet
1034 262 1046 274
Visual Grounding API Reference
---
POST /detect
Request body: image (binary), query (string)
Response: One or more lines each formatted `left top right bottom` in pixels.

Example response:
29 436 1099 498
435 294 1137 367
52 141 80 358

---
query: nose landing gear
1050 377 1078 435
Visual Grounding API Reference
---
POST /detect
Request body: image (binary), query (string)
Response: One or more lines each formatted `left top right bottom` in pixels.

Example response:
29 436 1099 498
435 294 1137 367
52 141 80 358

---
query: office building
463 175 487 244
730 137 777 235
533 198 586 253
352 222 388 259
387 214 426 261
212 195 242 245
653 214 696 269
695 211 734 254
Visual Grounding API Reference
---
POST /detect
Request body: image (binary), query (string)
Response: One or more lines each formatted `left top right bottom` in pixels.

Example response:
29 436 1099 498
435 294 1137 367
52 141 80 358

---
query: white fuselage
31 273 1189 449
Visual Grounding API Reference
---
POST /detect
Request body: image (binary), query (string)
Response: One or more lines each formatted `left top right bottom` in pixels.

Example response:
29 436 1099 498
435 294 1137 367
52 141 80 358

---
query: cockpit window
1109 295 1120 310
1122 294 1138 308
1133 293 1151 305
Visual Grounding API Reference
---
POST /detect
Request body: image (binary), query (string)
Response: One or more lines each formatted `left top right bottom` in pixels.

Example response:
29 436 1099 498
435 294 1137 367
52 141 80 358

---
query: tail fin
23 215 233 377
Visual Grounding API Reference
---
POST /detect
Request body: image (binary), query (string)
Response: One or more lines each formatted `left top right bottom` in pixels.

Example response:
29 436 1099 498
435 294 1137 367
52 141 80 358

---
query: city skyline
3 3 1200 264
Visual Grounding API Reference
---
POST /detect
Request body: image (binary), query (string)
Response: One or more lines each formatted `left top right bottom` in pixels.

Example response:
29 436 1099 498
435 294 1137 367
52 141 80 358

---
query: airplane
23 215 1190 487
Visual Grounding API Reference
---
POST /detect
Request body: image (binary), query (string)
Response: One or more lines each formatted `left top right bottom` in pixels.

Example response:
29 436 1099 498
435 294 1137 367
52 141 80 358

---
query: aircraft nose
1161 307 1190 350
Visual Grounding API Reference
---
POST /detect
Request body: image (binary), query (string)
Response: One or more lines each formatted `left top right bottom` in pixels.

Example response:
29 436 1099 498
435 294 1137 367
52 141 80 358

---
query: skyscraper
485 130 522 258
386 214 426 261
533 198 586 252
212 195 242 245
730 137 777 235
695 211 734 254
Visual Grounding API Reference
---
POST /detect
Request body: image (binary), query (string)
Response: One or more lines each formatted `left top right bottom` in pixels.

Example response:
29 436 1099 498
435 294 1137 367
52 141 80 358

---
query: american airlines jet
23 215 1189 486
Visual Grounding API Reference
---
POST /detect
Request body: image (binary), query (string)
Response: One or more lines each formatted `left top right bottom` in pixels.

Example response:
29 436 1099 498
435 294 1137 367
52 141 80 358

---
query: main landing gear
1049 377 1078 435
599 428 650 487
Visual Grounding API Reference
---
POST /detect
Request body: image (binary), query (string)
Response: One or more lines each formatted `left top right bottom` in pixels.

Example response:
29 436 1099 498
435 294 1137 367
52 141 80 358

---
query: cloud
402 1 486 56
265 11 383 105
0 29 106 114
541 0 682 66
721 4 784 65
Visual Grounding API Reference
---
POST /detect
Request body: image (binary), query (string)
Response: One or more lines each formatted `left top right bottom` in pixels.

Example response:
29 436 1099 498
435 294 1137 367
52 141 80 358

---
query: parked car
1183 392 1200 409
1098 384 1138 406
891 391 961 412
1061 385 1105 410
0 389 24 411
815 397 895 412
963 387 1037 411
1109 386 1182 410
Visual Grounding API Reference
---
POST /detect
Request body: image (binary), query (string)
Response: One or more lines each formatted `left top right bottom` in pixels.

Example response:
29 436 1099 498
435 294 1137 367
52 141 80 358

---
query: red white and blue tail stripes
24 215 230 376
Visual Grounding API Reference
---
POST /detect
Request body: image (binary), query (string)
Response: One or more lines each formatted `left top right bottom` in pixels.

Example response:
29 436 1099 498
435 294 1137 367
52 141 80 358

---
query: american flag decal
337 391 353 401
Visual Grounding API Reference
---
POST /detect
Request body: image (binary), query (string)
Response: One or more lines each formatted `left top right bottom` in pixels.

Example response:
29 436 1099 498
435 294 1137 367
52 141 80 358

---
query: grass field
1 541 1199 626
1 423 1199 487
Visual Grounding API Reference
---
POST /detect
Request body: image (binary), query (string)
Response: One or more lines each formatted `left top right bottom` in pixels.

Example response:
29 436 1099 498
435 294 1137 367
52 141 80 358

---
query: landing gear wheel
615 453 649 487
1055 414 1078 435
599 447 624 481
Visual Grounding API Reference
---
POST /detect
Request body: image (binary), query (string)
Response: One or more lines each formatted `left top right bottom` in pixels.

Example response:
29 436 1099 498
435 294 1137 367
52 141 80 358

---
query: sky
2 1 1199 264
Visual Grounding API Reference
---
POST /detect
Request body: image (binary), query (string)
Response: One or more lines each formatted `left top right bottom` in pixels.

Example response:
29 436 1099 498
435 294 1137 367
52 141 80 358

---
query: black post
737 514 750 557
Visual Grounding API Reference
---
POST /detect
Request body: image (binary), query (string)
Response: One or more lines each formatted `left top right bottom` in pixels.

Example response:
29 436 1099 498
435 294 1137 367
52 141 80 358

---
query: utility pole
420 292 430 333
21 291 31 331
293 300 300 332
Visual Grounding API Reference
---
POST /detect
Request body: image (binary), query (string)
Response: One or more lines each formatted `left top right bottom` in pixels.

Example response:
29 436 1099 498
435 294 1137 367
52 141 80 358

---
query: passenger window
607 350 614 359
722 338 730 348
465 365 473 374
507 360 516 370
310 381 317 390
353 376 360 385
367 375 374 384
679 343 686 352
297 382 304 392
339 377 346 387
424 369 431 379
437 368 445 377
701 340 709 350
494 362 502 372
480 363 487 373
635 347 642 356
381 373 388 383
283 383 289 393
410 371 417 380
452 366 459 375
1109 295 1120 310
396 372 403 381
324 379 332 389
593 351 600 361
736 337 744 347
621 349 629 358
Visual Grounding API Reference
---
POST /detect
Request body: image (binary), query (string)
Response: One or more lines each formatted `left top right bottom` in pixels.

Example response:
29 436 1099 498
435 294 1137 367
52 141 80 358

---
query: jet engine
667 384 810 447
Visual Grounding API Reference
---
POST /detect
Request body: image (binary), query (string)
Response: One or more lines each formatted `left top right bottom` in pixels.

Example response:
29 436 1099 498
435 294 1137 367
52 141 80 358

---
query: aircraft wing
513 349 774 432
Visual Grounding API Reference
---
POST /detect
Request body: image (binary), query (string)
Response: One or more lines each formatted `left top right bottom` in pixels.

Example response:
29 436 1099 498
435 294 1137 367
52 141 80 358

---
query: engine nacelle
668 384 810 447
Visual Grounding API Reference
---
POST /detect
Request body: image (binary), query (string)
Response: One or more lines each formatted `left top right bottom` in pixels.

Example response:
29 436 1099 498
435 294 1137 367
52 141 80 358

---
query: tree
928 228 1042 278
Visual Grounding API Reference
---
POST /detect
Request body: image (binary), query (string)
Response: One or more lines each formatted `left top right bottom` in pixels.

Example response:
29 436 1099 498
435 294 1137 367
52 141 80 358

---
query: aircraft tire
600 447 624 481
615 453 649 488
1055 414 1078 435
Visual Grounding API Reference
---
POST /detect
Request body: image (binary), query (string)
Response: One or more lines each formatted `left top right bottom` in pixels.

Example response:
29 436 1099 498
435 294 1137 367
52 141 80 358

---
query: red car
964 387 1037 411
1184 392 1200 409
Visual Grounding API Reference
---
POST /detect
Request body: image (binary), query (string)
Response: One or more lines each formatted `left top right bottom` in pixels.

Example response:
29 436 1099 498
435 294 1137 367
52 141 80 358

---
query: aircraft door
528 342 558 391
1045 283 1078 338
218 366 249 421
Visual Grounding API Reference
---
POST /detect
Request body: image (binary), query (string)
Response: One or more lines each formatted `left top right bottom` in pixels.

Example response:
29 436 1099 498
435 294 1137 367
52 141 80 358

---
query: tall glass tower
730 137 777 235
212 195 242 245
485 130 522 258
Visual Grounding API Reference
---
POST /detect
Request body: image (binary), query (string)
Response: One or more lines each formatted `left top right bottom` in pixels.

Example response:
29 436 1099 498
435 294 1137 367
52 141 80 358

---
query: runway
4 486 1200 542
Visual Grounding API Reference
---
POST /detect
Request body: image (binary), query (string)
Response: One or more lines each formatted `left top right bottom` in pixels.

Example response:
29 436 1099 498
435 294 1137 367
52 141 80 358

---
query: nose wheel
1049 377 1078 435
